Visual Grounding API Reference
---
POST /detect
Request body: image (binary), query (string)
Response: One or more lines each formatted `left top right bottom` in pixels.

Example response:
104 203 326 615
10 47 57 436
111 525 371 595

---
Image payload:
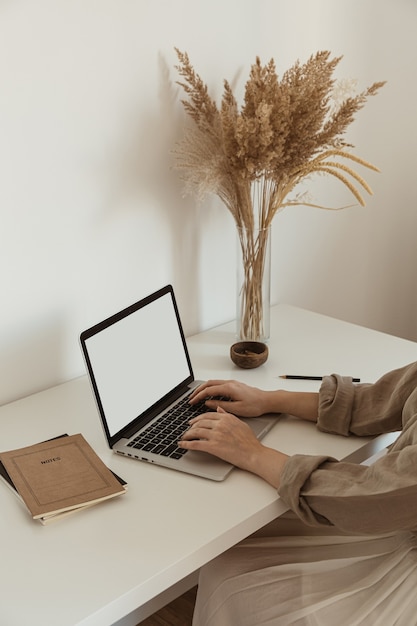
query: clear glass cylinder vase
236 225 271 341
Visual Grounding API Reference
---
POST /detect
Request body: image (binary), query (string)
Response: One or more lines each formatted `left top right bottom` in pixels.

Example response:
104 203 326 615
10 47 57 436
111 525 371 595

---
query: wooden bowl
230 341 269 369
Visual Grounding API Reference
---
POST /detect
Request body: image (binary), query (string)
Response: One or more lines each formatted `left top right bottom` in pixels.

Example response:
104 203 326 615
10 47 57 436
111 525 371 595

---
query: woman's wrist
260 389 290 415
249 445 289 489
261 389 319 422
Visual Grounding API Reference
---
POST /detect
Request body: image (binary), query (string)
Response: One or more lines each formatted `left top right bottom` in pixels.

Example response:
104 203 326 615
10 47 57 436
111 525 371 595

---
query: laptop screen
80 286 193 442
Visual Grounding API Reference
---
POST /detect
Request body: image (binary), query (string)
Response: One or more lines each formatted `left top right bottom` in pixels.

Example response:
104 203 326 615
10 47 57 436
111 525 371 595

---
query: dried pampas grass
173 49 385 339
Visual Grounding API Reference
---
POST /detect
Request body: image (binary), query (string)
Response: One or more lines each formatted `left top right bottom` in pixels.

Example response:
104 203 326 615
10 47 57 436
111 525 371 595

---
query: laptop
80 284 277 481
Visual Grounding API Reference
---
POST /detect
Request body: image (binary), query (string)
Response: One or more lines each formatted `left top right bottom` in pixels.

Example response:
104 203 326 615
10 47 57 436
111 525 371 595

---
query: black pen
280 375 361 383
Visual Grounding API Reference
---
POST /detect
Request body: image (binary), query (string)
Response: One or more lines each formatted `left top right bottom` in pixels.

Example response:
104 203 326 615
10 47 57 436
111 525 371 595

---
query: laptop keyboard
127 394 222 460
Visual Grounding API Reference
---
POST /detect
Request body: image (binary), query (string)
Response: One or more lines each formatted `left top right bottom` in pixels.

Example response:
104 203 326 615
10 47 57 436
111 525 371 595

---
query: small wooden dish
230 341 269 369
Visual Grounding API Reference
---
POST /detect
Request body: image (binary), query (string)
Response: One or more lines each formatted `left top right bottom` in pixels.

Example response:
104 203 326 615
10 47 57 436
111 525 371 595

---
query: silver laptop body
80 285 276 481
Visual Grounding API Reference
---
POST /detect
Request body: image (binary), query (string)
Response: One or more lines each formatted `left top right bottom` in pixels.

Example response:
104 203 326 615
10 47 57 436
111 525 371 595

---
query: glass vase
236 225 271 341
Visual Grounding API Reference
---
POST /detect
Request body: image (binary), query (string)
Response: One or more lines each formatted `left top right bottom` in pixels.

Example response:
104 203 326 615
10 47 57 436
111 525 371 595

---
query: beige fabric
194 362 417 624
193 513 417 625
280 362 417 534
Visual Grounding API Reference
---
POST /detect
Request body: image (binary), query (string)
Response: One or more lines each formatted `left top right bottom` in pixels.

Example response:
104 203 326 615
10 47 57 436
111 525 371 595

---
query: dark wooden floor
138 586 197 626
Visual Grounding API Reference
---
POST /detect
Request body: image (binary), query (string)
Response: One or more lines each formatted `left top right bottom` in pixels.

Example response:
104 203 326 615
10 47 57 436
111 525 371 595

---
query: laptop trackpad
242 415 277 439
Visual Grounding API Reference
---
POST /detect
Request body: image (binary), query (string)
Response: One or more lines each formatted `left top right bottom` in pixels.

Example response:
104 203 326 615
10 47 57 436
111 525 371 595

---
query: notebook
80 284 277 481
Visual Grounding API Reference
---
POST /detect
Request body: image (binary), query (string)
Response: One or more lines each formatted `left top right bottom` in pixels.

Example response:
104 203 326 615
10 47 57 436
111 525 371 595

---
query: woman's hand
189 379 272 418
179 407 288 488
190 379 320 424
180 407 263 469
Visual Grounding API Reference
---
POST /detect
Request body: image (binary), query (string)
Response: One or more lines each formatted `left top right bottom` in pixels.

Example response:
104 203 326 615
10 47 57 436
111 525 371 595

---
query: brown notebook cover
0 433 126 519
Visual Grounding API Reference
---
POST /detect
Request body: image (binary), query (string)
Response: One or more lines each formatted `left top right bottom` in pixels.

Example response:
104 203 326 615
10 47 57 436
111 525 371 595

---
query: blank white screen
84 292 191 437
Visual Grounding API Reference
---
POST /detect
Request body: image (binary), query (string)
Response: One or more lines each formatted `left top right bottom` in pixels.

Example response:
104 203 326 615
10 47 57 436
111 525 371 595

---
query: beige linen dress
193 362 417 625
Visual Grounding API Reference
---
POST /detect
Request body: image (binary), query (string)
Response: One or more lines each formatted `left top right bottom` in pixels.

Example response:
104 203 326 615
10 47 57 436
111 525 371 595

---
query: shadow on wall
155 52 204 332
0 315 65 406
94 52 203 335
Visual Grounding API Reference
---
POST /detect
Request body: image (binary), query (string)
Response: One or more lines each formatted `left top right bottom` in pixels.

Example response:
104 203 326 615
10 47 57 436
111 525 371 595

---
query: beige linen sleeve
318 362 417 437
278 362 417 534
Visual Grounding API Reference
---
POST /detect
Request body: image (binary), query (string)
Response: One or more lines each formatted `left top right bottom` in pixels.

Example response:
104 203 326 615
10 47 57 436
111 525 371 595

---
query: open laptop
80 284 277 481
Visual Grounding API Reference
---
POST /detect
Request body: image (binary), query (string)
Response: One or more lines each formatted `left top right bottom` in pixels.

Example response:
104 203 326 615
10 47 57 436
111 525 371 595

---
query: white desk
1 305 416 626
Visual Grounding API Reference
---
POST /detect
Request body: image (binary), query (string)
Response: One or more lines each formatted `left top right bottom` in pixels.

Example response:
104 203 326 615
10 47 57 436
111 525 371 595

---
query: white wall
0 0 416 406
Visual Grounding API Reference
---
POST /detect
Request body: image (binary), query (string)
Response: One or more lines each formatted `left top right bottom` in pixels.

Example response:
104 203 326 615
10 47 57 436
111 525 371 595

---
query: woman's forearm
262 389 319 422
249 445 289 489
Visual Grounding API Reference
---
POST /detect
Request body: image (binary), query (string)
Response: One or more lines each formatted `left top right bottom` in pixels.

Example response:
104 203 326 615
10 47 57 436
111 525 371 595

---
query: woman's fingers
189 380 231 403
